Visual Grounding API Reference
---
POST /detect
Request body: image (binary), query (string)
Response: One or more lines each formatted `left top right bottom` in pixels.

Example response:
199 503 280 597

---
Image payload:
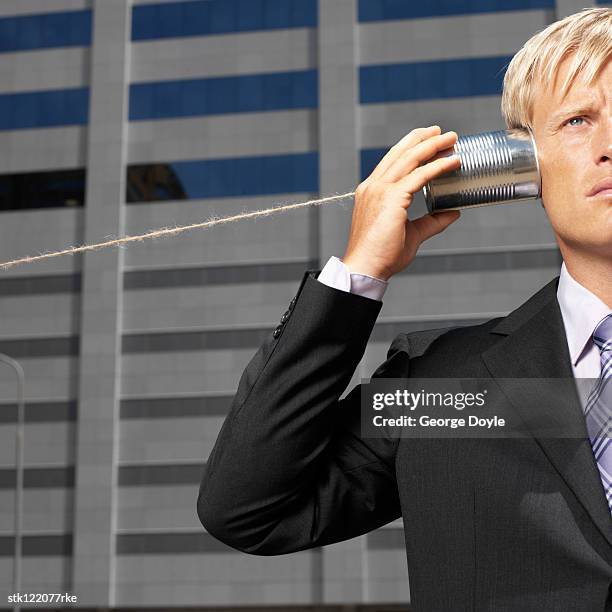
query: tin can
422 128 541 213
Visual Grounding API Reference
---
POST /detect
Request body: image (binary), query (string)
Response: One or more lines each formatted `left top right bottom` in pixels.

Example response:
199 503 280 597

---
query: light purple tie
584 314 612 512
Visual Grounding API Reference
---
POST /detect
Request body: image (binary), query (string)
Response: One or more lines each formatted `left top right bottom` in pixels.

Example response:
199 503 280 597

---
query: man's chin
557 233 612 259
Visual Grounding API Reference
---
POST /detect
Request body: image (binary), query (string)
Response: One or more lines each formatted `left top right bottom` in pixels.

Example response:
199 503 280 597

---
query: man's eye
565 116 585 127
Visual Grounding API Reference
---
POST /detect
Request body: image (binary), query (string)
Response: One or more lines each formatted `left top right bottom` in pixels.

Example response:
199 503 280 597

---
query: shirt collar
556 261 612 367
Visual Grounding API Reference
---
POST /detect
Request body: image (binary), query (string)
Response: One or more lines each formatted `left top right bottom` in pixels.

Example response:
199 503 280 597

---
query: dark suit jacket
198 269 612 611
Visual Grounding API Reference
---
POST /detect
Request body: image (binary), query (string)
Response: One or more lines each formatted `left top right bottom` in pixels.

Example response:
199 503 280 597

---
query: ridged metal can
422 128 541 213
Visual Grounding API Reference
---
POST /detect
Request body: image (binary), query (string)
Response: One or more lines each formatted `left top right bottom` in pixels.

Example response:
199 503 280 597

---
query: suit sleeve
197 269 408 555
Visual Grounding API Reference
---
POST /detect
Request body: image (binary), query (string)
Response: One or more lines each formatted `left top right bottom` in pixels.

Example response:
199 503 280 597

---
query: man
198 8 612 610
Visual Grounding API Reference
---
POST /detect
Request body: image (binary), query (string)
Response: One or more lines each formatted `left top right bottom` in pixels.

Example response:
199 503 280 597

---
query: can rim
422 182 434 213
525 126 542 198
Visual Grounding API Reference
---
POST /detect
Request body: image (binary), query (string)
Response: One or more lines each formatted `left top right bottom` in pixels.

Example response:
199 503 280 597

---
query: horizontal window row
358 0 554 22
0 315 497 358
360 55 511 104
0 168 85 211
132 0 317 41
118 529 404 554
126 152 318 201
129 70 318 120
0 463 202 489
0 152 316 210
0 400 77 423
117 527 406 556
0 530 402 556
0 466 74 489
0 9 91 53
132 0 553 40
0 245 558 298
0 260 316 295
0 395 233 423
0 0 553 54
0 88 89 131
0 529 398 555
0 534 71 557
120 315 498 354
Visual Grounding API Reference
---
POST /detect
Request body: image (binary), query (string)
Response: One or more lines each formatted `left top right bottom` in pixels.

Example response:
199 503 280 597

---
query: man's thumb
412 210 461 244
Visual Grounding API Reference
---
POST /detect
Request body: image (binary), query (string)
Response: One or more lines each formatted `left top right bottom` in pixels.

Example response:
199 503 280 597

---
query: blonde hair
501 7 612 130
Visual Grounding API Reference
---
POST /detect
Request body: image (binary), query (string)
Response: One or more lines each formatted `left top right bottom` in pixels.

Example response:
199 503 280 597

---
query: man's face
531 55 612 259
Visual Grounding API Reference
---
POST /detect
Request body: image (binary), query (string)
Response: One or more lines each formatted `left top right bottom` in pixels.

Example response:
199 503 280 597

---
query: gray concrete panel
71 0 131 606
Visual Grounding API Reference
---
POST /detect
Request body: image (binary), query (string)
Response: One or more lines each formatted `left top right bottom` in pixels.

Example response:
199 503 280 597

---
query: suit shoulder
386 316 505 360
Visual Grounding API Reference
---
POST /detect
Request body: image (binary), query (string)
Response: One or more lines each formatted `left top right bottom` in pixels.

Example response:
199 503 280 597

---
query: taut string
0 191 355 271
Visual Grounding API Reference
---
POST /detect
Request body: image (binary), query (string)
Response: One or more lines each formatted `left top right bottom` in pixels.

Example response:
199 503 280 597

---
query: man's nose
595 115 612 164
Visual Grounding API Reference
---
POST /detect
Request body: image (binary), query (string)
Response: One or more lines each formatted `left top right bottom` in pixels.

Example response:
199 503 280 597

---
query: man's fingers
398 154 461 196
367 126 441 181
384 131 458 183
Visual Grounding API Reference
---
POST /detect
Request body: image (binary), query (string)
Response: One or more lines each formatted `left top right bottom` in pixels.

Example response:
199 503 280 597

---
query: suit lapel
481 277 612 548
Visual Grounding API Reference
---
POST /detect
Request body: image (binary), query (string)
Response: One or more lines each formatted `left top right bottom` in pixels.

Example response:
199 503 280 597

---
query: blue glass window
360 148 388 182
0 88 89 130
0 10 91 53
0 168 86 211
126 153 318 202
129 70 317 120
360 56 511 104
132 0 317 41
358 0 554 22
